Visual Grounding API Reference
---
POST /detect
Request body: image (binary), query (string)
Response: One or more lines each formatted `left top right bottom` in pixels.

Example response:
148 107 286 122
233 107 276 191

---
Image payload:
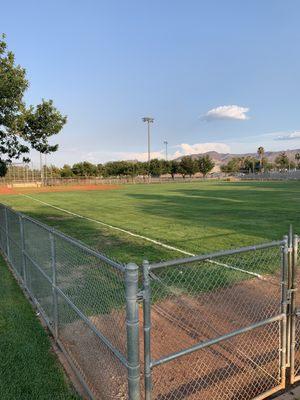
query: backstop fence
1 203 300 400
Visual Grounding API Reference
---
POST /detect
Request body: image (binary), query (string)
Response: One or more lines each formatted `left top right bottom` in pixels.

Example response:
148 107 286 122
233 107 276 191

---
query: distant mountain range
175 149 300 166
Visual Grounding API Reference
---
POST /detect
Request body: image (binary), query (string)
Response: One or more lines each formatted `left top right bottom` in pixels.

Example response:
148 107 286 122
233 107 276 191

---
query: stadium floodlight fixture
142 117 154 174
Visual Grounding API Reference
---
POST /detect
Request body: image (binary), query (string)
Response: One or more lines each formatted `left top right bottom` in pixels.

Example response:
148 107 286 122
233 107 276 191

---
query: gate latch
287 288 297 303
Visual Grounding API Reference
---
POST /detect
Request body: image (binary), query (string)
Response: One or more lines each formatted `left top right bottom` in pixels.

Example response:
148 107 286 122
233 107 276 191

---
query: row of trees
45 155 215 179
221 148 300 174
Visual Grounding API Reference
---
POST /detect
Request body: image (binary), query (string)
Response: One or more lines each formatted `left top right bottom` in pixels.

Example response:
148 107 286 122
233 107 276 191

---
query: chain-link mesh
0 205 128 400
151 322 281 400
148 245 284 399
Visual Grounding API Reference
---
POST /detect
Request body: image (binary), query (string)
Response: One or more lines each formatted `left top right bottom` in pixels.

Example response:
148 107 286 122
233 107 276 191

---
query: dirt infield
59 274 282 400
0 184 120 195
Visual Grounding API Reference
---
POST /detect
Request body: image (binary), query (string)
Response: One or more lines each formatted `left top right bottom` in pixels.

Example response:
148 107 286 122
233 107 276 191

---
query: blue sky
2 1 300 166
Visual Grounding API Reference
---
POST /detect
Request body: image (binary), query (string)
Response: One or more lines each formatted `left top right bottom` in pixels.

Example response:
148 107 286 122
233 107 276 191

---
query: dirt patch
0 184 120 195
0 186 17 195
58 275 283 399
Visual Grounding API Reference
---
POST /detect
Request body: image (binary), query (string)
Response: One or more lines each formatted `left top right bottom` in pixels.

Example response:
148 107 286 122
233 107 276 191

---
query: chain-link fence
1 203 300 400
242 170 300 181
0 204 141 400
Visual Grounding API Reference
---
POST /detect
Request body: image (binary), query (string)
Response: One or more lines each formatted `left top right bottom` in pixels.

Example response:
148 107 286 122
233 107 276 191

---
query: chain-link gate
141 238 294 400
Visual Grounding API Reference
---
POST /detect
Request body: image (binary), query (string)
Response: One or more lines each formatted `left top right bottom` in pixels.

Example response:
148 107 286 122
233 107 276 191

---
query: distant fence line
1 169 300 187
241 169 300 181
0 175 226 186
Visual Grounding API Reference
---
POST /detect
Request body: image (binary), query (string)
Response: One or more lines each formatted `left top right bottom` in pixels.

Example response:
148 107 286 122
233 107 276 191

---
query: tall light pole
163 140 168 161
142 117 154 175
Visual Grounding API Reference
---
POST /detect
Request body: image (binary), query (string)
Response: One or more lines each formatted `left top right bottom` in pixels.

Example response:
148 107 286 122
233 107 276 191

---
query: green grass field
1 180 299 264
0 255 78 400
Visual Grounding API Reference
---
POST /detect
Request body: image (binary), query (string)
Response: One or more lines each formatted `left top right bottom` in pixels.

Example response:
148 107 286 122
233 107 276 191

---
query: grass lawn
0 255 79 400
1 180 299 264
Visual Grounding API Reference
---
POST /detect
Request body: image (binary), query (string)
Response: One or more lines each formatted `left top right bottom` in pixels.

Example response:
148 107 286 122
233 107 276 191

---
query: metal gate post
19 215 27 287
290 234 298 384
142 260 152 400
50 231 59 340
280 235 288 386
125 263 141 400
286 229 293 368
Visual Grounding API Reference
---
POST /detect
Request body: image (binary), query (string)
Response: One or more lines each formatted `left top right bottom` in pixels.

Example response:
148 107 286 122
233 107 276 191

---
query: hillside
175 149 300 167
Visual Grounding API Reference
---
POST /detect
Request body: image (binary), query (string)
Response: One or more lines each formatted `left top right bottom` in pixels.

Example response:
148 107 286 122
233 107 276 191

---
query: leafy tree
97 163 105 176
243 156 259 173
160 159 171 175
257 147 265 172
197 155 215 177
275 152 289 169
179 156 197 178
295 153 300 168
220 157 241 173
290 160 296 169
0 34 66 176
149 159 163 177
60 164 74 177
72 161 98 176
136 162 148 176
169 160 179 179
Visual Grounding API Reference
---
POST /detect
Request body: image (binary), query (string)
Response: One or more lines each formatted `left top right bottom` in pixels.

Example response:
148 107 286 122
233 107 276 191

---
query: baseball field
0 180 299 264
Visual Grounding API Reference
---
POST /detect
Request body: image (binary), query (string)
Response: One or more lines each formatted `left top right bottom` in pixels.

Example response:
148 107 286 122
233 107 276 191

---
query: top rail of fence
149 239 286 270
0 203 125 272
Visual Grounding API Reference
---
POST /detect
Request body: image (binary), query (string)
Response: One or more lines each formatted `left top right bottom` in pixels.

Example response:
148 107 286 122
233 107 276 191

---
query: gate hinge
136 290 145 301
295 308 300 317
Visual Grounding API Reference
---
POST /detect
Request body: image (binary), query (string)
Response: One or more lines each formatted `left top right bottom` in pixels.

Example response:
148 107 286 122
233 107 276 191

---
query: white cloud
274 131 300 141
80 142 231 163
177 142 231 155
203 105 250 121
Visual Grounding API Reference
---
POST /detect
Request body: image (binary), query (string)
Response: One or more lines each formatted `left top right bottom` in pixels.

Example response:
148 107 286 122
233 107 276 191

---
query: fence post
125 262 140 400
50 231 59 340
4 207 10 261
280 235 288 386
19 215 27 287
290 234 298 384
143 260 152 400
286 228 293 369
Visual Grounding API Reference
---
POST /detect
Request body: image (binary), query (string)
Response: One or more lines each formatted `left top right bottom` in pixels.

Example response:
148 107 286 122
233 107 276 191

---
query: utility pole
40 152 44 185
142 117 154 176
164 140 168 161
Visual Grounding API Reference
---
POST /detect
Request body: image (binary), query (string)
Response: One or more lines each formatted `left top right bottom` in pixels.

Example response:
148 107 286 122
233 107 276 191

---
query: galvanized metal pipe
4 207 10 261
280 236 288 386
150 240 285 270
50 231 59 340
142 260 152 400
290 234 298 383
151 314 285 368
125 263 141 400
19 215 27 287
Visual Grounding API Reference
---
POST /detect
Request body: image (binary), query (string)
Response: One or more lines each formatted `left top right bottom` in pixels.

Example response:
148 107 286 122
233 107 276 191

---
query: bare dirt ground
59 274 284 400
0 184 120 195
